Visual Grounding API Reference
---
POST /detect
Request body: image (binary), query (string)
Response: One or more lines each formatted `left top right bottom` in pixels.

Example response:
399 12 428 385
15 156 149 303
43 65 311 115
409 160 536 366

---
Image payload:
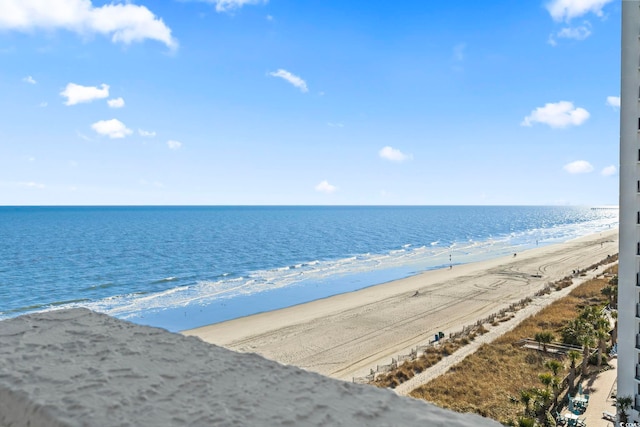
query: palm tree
539 373 553 390
601 285 617 308
578 305 612 367
533 388 552 415
569 315 595 376
542 359 564 408
602 273 617 309
534 331 554 353
562 318 589 346
578 328 595 375
544 360 563 377
611 310 618 347
579 305 601 325
517 417 536 427
616 395 633 423
550 375 562 407
595 327 609 366
567 350 581 393
520 389 534 416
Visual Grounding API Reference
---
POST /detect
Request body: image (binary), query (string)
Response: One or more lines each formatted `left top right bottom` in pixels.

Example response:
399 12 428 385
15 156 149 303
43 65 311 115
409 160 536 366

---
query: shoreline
183 228 618 381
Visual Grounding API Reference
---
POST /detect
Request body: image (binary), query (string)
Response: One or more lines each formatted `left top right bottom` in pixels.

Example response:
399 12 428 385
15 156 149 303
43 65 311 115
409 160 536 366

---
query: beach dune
184 230 618 381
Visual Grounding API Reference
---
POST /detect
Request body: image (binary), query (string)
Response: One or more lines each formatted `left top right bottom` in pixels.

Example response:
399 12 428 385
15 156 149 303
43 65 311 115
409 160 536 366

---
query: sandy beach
184 229 618 381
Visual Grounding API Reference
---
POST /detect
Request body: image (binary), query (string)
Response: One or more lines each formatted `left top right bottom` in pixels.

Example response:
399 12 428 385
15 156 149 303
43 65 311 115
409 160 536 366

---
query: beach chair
556 411 567 426
602 411 615 422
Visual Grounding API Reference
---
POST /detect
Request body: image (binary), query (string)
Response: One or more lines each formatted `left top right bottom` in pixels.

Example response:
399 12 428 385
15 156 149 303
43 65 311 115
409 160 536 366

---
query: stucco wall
0 309 501 427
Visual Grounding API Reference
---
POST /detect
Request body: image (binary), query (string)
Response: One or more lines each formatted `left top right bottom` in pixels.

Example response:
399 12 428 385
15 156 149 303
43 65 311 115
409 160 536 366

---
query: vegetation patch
373 339 465 388
408 262 616 425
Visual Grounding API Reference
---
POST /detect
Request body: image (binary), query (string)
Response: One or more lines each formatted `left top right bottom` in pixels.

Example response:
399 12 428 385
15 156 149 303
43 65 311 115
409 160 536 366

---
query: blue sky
0 0 622 205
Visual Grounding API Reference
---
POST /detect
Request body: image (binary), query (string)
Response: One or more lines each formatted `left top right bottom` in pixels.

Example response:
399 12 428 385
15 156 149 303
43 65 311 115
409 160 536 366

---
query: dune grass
408 264 615 424
373 325 490 388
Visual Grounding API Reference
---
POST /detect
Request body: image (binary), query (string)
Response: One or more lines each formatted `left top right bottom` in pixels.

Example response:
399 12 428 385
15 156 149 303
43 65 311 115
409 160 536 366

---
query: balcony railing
636 334 640 349
636 364 640 380
637 304 640 318
636 395 640 412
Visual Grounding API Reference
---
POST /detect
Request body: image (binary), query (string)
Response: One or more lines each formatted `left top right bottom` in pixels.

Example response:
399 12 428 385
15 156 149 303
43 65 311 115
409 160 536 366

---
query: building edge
620 0 640 421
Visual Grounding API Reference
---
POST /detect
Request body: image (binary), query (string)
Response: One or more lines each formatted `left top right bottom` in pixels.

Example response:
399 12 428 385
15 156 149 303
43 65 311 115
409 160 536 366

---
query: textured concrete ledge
0 309 501 426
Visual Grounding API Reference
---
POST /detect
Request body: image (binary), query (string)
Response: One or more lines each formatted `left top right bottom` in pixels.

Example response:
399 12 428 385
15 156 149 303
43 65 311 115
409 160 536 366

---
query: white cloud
107 97 125 108
453 43 466 61
315 180 337 194
61 83 109 105
139 179 164 187
379 146 412 162
167 140 182 150
556 22 592 40
266 14 274 21
269 69 308 93
138 129 156 137
601 165 617 176
22 75 36 84
38 101 48 107
546 0 614 22
521 101 590 128
606 96 620 108
0 0 177 50
185 0 267 13
20 181 45 189
91 119 132 139
563 160 594 174
76 131 92 141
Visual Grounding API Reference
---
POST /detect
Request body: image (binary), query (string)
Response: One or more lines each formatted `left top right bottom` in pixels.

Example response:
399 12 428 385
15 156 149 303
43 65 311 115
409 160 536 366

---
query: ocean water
0 206 618 331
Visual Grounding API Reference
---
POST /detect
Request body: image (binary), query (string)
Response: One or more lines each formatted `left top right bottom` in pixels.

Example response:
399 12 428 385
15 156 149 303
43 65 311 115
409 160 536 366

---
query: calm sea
0 206 618 331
